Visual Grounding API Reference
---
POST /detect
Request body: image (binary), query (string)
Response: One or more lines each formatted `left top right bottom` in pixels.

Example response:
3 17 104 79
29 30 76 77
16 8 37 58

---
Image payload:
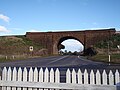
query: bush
84 47 97 56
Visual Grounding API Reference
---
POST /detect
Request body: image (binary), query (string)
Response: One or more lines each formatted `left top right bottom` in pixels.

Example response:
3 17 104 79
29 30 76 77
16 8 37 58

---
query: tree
58 44 65 50
68 51 72 55
84 47 97 56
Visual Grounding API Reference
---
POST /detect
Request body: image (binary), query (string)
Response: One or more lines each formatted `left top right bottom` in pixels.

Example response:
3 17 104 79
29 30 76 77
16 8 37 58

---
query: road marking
47 56 69 65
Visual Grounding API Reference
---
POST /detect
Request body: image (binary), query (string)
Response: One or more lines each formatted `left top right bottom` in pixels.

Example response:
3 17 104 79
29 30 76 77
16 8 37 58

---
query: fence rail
0 81 117 90
0 67 120 90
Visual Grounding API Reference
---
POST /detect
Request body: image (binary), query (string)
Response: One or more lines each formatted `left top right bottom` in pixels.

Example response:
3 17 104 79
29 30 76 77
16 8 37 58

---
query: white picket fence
0 67 120 90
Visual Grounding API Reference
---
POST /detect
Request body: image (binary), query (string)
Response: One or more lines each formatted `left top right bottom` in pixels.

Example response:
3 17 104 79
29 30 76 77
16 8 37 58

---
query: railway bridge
26 28 116 55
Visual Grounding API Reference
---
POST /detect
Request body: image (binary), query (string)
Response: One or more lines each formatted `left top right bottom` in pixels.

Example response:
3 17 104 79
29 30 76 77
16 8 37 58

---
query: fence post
44 68 49 90
77 69 82 84
109 70 114 85
12 67 17 90
7 67 12 90
90 70 95 84
12 67 17 81
34 67 38 82
50 68 54 90
66 69 71 83
44 68 49 82
50 68 54 83
96 70 101 85
23 67 27 90
29 67 33 81
5 56 8 59
7 67 12 81
55 68 60 83
18 67 22 81
2 67 7 81
18 67 22 90
102 70 107 85
2 67 7 90
72 69 76 84
115 70 120 84
28 67 33 90
84 69 88 84
33 67 38 90
39 68 43 82
23 67 27 81
39 68 43 90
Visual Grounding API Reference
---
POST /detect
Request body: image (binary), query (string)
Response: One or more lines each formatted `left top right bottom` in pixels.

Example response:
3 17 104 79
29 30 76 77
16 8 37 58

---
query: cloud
28 29 41 32
62 39 82 45
0 14 10 23
61 39 84 52
0 26 10 33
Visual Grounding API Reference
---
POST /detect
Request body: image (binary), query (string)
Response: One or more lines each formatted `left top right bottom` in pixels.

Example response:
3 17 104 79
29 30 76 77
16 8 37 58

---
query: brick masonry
26 28 116 55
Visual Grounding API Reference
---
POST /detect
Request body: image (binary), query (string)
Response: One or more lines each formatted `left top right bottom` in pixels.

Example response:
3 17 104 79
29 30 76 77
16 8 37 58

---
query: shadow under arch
57 36 84 52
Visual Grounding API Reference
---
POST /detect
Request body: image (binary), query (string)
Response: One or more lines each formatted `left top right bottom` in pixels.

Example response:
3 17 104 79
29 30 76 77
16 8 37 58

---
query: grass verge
90 54 120 64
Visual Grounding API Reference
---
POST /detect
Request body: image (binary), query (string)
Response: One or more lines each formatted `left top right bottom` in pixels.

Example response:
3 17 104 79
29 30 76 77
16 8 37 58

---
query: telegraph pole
107 42 110 65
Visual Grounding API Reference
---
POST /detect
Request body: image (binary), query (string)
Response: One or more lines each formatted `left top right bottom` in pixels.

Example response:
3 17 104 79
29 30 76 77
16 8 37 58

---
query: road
0 55 119 70
0 55 119 82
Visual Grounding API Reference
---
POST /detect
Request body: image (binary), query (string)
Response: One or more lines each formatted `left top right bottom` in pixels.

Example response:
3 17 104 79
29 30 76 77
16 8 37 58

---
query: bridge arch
53 35 85 54
57 36 84 52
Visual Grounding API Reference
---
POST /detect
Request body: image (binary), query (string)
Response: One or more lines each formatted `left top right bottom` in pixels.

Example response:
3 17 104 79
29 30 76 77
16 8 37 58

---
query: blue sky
0 0 120 36
0 0 120 51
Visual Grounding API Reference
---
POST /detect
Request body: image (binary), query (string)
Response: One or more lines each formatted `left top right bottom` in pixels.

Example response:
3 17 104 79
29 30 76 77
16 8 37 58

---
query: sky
0 0 120 51
61 39 84 52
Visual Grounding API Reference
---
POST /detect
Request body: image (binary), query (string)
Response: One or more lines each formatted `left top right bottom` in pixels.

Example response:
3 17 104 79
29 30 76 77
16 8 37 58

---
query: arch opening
57 36 84 55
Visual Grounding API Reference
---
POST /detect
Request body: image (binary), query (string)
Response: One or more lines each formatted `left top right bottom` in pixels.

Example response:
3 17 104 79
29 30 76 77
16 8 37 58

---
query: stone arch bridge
26 28 116 55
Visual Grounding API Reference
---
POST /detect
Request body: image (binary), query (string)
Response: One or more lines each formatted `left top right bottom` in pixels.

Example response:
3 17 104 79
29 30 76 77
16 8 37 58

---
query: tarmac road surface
0 55 119 70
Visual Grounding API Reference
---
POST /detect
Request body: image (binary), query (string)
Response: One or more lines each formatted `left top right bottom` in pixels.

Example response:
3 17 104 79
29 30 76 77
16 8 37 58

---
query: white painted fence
0 67 119 90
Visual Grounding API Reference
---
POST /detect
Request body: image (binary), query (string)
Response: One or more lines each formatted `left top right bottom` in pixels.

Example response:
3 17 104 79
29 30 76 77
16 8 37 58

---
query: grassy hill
95 34 120 49
0 36 48 61
90 34 120 64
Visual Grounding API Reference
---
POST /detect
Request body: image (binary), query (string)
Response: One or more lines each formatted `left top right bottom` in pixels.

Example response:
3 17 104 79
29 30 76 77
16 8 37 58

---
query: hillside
0 36 48 58
90 34 120 64
95 34 120 49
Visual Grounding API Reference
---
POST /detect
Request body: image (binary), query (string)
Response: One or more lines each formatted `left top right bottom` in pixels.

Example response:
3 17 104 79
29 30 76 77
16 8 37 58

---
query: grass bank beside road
0 54 45 63
0 36 48 62
0 55 30 63
90 54 120 64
